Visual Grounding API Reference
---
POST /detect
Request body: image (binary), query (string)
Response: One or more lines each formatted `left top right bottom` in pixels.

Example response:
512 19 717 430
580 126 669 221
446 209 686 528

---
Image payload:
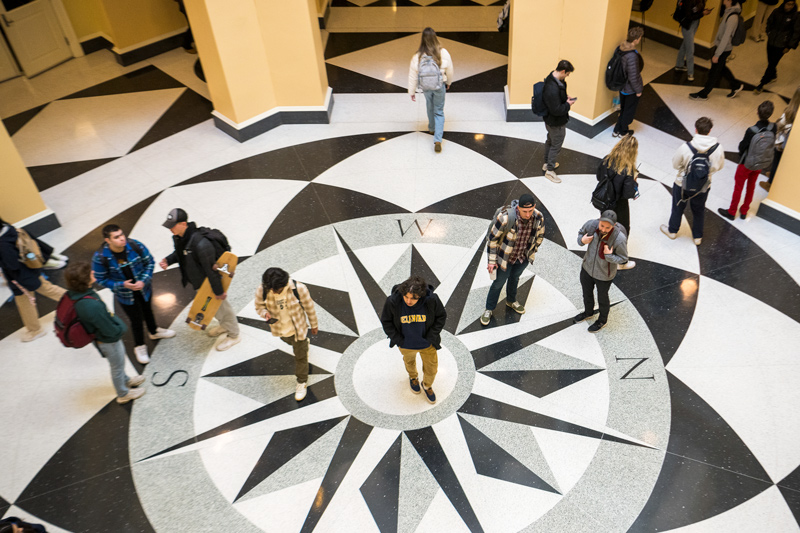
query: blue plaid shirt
92 239 154 305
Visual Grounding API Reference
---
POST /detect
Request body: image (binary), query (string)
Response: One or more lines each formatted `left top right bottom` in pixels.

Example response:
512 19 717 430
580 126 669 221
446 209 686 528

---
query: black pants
759 45 784 87
768 149 783 184
699 51 738 97
614 93 640 134
119 292 157 346
580 268 612 323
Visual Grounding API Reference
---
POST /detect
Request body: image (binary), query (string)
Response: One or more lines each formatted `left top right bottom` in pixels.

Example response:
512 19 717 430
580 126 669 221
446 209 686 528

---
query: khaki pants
399 344 438 390
14 276 67 333
281 335 309 383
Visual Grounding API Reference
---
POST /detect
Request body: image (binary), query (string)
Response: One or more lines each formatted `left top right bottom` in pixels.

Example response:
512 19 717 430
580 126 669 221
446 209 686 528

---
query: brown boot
434 142 442 153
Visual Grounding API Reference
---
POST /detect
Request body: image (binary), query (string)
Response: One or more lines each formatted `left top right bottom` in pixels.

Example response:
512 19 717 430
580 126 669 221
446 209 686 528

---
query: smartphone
267 317 278 324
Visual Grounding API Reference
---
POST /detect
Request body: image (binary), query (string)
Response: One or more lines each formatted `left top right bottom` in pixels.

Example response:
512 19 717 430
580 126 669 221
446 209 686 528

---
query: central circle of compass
336 329 476 430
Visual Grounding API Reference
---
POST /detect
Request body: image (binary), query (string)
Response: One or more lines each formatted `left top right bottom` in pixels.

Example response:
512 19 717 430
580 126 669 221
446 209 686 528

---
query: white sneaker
127 375 146 387
206 325 226 337
693 238 702 246
542 163 559 171
660 225 677 240
617 260 636 270
134 345 150 364
148 327 176 340
22 329 47 342
216 335 241 351
544 170 562 184
117 388 145 404
295 381 307 401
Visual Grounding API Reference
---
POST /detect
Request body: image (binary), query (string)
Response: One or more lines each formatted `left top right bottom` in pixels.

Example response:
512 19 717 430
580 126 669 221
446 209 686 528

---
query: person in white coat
408 27 454 153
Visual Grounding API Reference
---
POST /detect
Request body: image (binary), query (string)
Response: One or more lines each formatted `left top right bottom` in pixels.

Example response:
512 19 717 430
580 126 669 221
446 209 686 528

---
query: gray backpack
418 54 442 92
743 124 775 171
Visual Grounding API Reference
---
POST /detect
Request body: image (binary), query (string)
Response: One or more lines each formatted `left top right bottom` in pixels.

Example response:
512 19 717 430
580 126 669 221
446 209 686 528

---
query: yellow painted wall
316 0 328 17
62 0 113 41
508 0 562 107
768 126 800 212
0 123 47 225
101 0 186 50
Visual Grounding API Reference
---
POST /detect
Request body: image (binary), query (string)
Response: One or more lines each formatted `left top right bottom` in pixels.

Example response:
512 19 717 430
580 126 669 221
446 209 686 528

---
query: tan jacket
254 279 318 341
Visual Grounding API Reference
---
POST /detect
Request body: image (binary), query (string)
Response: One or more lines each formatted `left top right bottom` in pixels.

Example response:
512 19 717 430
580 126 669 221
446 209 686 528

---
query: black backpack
605 48 632 91
672 0 694 27
531 80 548 117
681 143 718 202
728 13 747 46
485 205 517 248
591 164 617 211
192 227 231 259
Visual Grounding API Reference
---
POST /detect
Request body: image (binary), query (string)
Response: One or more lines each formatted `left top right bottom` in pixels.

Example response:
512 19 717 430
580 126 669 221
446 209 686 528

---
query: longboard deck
186 251 238 331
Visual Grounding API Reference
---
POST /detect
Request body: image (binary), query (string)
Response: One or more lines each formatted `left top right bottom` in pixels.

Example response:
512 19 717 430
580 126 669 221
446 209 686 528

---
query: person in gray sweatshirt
573 211 629 333
690 0 745 100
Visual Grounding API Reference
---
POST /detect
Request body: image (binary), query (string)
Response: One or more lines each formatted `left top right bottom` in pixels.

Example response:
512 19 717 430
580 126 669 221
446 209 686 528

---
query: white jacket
408 49 454 95
672 134 725 189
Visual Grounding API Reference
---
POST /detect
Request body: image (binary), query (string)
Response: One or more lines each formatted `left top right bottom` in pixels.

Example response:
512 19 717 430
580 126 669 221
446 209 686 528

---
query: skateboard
186 251 238 331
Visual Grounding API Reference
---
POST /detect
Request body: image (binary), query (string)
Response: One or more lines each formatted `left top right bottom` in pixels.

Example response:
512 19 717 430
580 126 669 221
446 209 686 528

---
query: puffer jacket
619 41 644 95
766 2 800 49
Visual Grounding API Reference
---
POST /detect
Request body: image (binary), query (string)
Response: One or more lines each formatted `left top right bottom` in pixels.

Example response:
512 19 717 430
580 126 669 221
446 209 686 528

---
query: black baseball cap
163 208 188 229
518 194 536 208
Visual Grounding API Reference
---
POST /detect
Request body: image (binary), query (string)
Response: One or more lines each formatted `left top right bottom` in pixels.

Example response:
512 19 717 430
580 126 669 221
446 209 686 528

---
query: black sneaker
588 321 606 333
717 207 735 221
727 84 744 98
740 213 746 220
423 386 436 404
409 378 421 394
689 92 707 100
573 312 592 323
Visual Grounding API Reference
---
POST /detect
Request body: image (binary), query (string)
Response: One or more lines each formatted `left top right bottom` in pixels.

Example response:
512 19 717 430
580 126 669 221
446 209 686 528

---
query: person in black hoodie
754 0 800 93
596 135 639 269
381 276 447 404
0 217 66 342
542 59 576 184
158 208 240 351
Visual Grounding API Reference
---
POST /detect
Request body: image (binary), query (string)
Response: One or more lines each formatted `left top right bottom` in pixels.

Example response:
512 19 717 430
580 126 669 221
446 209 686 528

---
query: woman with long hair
408 28 454 153
761 85 799 191
596 135 640 269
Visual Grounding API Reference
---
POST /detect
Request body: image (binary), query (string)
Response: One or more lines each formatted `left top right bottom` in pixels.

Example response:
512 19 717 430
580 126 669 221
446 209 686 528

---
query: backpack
728 13 746 46
605 48 632 91
485 205 517 248
743 124 776 170
99 239 144 271
531 80 548 117
680 142 718 202
54 294 97 348
672 0 696 28
417 54 442 92
191 227 231 259
591 164 618 211
16 228 44 269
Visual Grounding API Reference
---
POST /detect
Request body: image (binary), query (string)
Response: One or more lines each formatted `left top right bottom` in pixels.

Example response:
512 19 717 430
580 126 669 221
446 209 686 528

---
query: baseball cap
518 194 536 208
163 208 188 229
600 210 617 225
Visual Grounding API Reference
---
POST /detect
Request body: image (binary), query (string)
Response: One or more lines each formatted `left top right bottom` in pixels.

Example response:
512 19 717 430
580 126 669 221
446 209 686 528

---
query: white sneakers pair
207 325 241 351
117 375 146 403
134 327 177 363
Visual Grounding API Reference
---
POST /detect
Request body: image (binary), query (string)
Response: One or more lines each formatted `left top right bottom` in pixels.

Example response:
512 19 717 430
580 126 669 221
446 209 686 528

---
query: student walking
690 0 744 100
674 0 713 81
753 1 800 94
762 85 799 191
408 27 454 154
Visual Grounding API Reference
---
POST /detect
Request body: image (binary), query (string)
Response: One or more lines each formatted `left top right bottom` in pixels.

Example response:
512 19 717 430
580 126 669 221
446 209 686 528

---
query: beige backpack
17 228 44 269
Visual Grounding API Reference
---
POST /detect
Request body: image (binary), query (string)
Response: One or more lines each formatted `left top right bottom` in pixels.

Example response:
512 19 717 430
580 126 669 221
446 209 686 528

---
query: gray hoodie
714 4 742 56
577 220 629 282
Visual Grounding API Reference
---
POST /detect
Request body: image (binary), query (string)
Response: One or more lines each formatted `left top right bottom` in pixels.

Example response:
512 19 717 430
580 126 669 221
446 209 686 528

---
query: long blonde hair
604 135 638 176
416 27 441 66
782 85 800 126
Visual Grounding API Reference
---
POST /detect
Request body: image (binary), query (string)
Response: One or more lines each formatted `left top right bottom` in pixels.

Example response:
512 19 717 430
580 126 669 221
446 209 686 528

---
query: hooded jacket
381 285 447 350
577 220 629 282
618 40 644 95
542 71 571 127
714 4 742 56
69 288 127 343
164 222 224 295
766 2 800 50
672 133 725 189
0 224 42 295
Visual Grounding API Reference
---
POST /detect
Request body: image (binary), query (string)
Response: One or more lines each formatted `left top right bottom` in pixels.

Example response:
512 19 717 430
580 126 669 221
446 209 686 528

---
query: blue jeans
95 340 130 397
668 186 708 239
424 85 446 143
676 20 699 76
485 260 529 311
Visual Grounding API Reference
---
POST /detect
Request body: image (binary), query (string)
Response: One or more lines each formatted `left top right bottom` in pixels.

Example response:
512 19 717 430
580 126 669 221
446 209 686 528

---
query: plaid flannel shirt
92 239 154 305
255 279 318 341
486 208 545 271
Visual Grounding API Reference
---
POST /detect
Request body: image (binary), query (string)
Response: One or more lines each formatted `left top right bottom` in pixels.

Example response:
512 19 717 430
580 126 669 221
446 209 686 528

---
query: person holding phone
255 267 318 401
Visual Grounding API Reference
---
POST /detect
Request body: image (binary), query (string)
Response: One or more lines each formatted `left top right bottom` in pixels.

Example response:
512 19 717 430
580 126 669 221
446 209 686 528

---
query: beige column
505 0 633 126
185 0 332 142
0 123 54 230
757 127 800 234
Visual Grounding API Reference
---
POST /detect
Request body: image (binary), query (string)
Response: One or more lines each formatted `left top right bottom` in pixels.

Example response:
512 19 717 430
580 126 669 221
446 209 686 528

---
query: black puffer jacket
165 222 224 294
542 72 570 127
766 2 800 49
380 285 447 350
0 224 42 295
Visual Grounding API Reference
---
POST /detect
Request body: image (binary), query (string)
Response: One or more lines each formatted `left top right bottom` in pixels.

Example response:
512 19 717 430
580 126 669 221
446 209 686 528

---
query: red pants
727 164 761 216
